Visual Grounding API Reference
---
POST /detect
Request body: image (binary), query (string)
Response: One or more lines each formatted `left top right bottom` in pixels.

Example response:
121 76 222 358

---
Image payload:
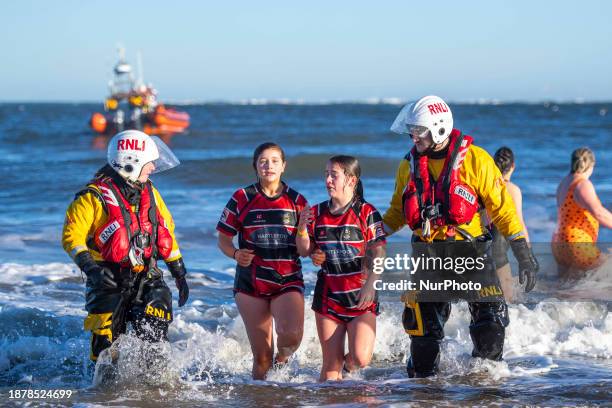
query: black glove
74 251 117 289
167 257 189 307
509 238 539 292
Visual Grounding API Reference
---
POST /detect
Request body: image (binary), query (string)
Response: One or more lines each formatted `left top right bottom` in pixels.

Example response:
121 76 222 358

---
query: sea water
0 102 610 406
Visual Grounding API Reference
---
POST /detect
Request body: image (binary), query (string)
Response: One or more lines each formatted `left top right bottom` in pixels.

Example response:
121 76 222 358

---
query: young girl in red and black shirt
296 155 386 381
217 142 307 380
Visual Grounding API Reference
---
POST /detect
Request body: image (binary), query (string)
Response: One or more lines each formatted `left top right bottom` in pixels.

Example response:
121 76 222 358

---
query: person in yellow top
384 95 539 378
62 130 189 362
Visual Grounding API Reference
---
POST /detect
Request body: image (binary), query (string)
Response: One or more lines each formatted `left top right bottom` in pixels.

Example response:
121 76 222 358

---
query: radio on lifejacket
421 203 441 221
129 232 150 273
420 203 442 240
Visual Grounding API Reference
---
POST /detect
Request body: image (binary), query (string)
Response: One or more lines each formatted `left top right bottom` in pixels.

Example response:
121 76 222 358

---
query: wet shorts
233 264 305 299
311 270 379 323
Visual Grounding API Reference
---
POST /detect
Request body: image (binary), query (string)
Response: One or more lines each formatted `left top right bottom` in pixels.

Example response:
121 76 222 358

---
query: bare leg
315 313 346 381
496 264 514 302
345 312 376 371
235 293 273 380
270 291 304 364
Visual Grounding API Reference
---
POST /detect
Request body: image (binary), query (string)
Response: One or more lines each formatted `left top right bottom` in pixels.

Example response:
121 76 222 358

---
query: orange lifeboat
146 105 190 134
90 103 190 137
89 48 190 137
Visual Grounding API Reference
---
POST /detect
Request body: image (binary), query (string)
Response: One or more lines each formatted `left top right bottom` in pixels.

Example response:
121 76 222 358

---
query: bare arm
507 183 530 242
295 232 313 257
365 243 386 276
574 180 612 228
356 242 387 309
295 207 314 256
218 233 237 259
217 232 254 267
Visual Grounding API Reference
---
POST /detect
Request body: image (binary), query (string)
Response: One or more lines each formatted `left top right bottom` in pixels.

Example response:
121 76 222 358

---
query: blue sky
2 1 611 102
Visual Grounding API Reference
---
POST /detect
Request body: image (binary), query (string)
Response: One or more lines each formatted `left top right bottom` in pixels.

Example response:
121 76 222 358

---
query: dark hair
91 163 115 182
493 146 515 175
252 142 285 171
570 147 595 174
328 155 364 200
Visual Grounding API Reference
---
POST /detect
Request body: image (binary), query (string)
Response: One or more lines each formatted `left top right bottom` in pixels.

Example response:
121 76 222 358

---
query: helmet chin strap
129 179 145 190
420 142 442 156
426 138 450 156
421 144 436 156
119 171 145 190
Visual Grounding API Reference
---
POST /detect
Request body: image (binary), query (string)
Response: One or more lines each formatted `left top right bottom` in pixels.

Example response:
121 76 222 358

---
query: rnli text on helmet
428 103 449 115
117 139 146 151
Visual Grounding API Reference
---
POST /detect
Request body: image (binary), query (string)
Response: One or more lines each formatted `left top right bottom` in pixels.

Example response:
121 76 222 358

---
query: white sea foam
0 261 609 388
164 299 610 382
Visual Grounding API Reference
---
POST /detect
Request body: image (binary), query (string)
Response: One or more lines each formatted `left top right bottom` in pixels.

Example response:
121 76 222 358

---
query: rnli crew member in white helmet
382 96 539 377
62 130 189 362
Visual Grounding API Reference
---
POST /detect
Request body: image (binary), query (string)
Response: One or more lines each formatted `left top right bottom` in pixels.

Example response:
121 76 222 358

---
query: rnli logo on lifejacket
145 305 172 321
117 139 146 151
453 186 476 205
427 103 449 115
99 220 120 244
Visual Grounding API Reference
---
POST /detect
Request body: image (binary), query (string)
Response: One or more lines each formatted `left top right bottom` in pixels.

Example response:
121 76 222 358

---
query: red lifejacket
402 130 480 235
92 178 173 267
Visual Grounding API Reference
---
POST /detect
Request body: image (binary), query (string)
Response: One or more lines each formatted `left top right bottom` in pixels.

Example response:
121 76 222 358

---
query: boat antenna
136 51 144 89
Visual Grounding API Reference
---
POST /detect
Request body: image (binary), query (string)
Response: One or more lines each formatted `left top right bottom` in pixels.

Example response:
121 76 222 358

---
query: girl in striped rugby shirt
296 155 386 381
217 142 307 379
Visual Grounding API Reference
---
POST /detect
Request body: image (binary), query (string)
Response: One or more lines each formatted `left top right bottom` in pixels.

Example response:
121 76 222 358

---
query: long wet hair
328 155 364 201
493 146 515 176
252 142 286 179
570 147 595 174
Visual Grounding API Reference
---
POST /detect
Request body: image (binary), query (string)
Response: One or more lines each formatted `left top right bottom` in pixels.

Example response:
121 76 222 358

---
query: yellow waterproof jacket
383 143 525 241
62 183 182 262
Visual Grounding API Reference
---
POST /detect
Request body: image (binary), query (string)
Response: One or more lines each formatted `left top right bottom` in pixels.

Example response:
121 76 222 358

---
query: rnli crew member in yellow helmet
383 96 539 378
62 130 189 362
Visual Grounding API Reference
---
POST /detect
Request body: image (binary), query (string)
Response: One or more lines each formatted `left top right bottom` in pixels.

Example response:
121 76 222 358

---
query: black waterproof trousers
402 236 509 377
83 262 173 361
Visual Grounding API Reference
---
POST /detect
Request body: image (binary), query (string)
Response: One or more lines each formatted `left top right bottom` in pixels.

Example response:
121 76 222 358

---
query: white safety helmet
390 95 453 144
107 130 180 182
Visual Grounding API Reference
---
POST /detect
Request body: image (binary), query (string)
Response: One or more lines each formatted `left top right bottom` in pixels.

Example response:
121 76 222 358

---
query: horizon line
1 97 611 106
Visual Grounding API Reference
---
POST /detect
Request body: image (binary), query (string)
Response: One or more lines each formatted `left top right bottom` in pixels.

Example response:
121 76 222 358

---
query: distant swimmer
216 142 307 380
296 155 386 382
552 147 612 278
62 130 189 364
489 147 531 302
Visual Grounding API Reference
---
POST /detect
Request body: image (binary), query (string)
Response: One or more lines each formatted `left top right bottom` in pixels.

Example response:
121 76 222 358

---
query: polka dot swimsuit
552 179 600 269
